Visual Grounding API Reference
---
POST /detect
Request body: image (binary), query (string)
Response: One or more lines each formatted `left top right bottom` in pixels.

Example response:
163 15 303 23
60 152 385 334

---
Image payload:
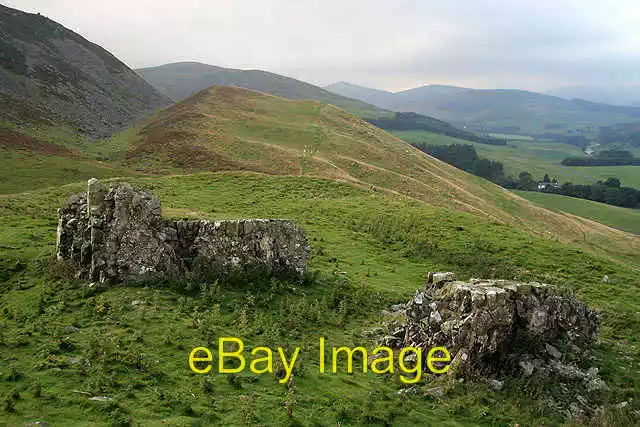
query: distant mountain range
546 86 640 107
136 62 506 144
136 62 390 120
325 82 640 135
0 4 171 138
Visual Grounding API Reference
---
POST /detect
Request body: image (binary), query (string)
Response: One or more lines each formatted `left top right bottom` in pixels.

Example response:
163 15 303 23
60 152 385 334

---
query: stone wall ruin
384 272 601 379
56 179 310 284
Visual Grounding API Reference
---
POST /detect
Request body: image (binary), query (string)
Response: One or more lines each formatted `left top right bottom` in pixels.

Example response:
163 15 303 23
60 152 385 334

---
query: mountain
136 62 390 119
325 82 640 135
324 81 397 107
547 86 640 107
0 4 171 138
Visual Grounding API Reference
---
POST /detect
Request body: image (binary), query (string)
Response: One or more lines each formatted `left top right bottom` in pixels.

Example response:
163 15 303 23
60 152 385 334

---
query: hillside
110 85 640 268
1 172 638 425
325 82 640 135
547 86 640 107
0 126 134 193
515 190 640 235
0 4 170 138
136 62 390 119
391 130 640 187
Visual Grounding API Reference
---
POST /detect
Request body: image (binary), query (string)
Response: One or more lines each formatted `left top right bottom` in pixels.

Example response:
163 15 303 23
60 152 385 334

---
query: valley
1 3 639 425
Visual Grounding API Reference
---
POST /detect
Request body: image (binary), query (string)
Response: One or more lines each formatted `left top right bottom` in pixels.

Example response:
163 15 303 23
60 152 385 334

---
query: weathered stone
585 376 609 392
389 272 601 377
89 396 113 402
423 386 444 397
519 360 535 377
546 343 562 359
56 179 310 284
488 379 504 391
427 271 457 289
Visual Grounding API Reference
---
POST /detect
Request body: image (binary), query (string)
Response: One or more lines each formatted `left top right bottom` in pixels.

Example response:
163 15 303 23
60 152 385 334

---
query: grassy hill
1 5 639 425
1 172 638 425
137 63 513 145
515 190 640 235
325 82 640 135
136 62 391 120
0 125 136 194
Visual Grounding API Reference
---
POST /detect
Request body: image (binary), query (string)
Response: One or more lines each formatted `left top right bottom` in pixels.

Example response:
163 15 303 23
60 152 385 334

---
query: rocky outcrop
385 272 601 378
56 179 309 283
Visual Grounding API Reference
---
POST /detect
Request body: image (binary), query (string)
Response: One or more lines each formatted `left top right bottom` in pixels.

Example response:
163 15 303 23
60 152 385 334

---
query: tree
518 172 534 190
603 177 621 188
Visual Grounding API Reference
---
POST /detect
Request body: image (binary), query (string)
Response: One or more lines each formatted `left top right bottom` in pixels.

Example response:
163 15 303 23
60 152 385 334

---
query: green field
514 190 640 235
0 150 135 194
1 172 638 425
393 130 640 187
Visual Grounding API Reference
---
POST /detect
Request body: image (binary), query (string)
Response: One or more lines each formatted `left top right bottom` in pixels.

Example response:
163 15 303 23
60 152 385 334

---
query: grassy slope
106 86 640 270
514 191 640 235
0 172 638 425
0 150 133 194
392 130 640 187
0 124 137 194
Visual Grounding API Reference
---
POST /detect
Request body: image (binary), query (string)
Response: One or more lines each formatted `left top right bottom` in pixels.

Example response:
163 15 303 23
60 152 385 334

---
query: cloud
4 0 640 91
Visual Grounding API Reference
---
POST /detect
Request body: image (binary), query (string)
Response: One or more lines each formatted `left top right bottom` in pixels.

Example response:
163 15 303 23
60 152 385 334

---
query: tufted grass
0 172 638 425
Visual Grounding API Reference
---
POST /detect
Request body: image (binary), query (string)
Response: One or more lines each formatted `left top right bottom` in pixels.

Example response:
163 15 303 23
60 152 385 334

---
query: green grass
514 190 640 235
1 172 638 425
488 133 534 141
0 150 135 194
568 165 640 188
393 130 640 187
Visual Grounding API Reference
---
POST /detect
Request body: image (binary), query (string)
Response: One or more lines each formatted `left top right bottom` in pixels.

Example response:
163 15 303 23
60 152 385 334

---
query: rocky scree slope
0 4 171 138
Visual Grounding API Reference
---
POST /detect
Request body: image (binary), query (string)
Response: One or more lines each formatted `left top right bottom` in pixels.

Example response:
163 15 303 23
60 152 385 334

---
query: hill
325 82 640 135
137 62 508 145
547 86 640 107
515 190 640 235
0 126 134 193
136 62 390 119
108 85 640 267
324 81 397 107
0 4 170 138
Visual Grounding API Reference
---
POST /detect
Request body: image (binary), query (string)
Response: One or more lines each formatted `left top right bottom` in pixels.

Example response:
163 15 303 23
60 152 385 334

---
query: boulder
391 273 601 377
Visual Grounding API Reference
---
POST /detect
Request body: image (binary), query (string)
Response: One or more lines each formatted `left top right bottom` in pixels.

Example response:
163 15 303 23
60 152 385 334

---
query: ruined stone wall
384 272 601 377
56 179 309 283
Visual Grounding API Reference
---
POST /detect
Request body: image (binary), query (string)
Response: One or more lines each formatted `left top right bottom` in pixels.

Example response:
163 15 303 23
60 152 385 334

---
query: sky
4 0 640 92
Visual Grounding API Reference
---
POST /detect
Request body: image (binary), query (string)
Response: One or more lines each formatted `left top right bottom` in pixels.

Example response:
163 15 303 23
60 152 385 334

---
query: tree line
542 178 640 208
562 150 640 166
414 143 640 209
368 112 507 146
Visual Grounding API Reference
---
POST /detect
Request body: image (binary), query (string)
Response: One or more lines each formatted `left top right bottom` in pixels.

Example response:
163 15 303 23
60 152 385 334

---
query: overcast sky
4 0 640 92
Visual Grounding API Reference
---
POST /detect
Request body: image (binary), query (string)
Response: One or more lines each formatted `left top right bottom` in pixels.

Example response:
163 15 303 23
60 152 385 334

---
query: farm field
393 130 640 186
514 190 640 235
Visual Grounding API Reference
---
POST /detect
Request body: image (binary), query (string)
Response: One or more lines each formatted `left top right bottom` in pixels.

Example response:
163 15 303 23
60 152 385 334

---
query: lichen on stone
56 179 310 284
